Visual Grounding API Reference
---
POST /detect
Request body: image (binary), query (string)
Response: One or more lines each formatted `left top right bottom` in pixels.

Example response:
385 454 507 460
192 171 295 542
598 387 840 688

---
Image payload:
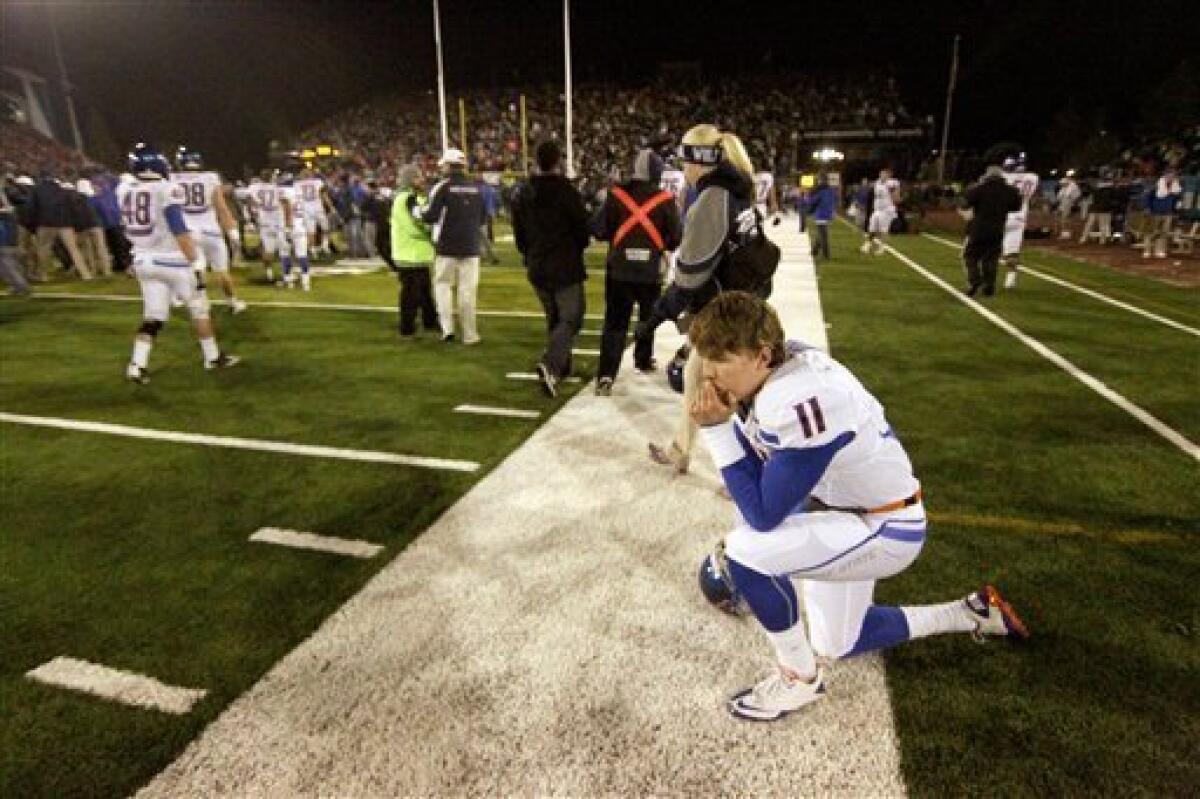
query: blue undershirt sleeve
701 421 854 532
164 205 188 236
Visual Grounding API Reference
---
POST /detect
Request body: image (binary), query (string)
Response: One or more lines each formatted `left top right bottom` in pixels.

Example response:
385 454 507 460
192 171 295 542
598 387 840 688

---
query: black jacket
421 171 486 257
592 179 681 284
512 174 590 291
27 178 73 229
964 175 1021 242
68 188 100 231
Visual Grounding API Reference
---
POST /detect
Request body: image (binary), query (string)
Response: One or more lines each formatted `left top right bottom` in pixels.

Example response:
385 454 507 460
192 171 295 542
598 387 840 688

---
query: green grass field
2 221 1197 796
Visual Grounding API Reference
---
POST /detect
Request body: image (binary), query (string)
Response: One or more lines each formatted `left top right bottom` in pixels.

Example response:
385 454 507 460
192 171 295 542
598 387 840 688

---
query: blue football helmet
128 143 170 179
276 170 295 186
698 539 746 616
1002 152 1027 173
175 146 204 171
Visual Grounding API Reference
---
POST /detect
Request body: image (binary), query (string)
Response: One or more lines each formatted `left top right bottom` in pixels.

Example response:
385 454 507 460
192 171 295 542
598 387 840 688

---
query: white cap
438 148 467 167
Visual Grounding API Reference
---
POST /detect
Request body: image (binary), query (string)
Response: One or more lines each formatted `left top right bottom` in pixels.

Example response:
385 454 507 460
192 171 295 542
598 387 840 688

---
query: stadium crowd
294 73 922 187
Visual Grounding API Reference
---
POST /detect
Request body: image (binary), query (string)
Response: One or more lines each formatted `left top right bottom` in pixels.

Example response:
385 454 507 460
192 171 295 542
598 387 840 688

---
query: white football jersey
170 171 221 233
1004 171 1040 220
296 177 325 212
117 177 189 261
753 172 775 205
873 178 899 214
278 185 307 227
250 180 283 228
660 169 686 203
735 342 919 511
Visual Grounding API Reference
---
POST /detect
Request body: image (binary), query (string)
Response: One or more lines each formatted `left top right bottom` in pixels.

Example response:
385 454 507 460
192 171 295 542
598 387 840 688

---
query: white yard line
921 233 1200 338
28 292 603 321
571 348 601 357
249 527 383 559
872 231 1199 462
26 657 207 715
505 372 581 384
140 225 906 797
454 404 540 419
0 412 480 472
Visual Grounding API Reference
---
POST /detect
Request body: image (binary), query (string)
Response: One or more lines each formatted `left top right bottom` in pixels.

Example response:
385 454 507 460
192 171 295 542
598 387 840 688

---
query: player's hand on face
690 379 735 427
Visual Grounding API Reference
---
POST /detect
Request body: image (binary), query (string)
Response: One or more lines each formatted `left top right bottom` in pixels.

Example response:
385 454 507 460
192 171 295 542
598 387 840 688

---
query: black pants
534 281 585 378
599 277 660 380
376 224 394 270
103 226 132 271
810 222 830 260
398 267 438 335
963 234 1001 291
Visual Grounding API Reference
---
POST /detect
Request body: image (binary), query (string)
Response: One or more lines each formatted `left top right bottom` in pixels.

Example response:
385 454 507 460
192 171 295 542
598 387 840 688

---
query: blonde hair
689 291 786 365
682 124 755 185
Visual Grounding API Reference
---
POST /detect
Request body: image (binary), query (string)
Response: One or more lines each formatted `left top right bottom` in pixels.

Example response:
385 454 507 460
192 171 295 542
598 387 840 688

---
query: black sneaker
442 332 455 343
595 377 613 397
634 358 658 374
205 353 241 371
965 283 981 298
536 362 558 398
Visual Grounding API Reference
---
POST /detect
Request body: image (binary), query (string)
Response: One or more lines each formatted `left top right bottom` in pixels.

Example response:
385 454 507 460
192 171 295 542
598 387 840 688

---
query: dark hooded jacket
512 173 591 291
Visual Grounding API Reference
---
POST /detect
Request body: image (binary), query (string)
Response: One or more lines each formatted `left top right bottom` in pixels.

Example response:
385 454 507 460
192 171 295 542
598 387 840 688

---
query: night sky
3 0 1195 174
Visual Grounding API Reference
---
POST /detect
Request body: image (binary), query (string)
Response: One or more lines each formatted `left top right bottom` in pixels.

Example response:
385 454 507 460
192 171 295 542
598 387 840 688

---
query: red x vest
611 186 674 251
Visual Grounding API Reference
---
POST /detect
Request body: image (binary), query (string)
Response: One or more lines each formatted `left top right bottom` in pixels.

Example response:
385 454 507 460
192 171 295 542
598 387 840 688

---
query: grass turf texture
0 234 607 797
2 220 1197 795
821 221 1199 795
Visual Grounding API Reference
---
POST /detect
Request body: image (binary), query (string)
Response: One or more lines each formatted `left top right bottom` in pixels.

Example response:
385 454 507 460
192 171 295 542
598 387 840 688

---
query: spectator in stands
512 140 591 396
805 174 836 260
422 148 486 344
1143 166 1183 258
340 175 369 257
362 180 381 259
591 148 681 397
27 168 89 281
390 165 439 338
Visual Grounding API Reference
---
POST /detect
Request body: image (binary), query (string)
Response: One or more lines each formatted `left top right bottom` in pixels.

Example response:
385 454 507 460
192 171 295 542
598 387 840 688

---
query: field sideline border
919 232 1199 337
21 292 605 321
839 220 1200 462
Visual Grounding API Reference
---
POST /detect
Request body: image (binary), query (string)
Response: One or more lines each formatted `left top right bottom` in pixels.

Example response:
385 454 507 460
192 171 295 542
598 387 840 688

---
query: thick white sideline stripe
0 412 480 472
921 233 1200 338
29 293 602 320
505 372 581 383
250 527 383 558
454 404 540 419
868 230 1200 462
26 657 207 715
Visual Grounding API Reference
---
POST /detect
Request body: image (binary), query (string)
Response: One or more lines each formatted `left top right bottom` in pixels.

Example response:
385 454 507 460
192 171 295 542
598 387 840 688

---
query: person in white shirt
171 147 246 312
862 168 899 255
689 292 1028 721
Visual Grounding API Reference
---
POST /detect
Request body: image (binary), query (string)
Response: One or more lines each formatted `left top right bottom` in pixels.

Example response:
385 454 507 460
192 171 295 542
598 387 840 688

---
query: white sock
199 337 219 362
131 339 152 368
901 600 976 639
764 624 817 681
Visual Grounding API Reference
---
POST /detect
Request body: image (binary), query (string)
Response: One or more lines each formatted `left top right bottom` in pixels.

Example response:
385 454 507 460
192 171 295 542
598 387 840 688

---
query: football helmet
175 146 204 171
698 539 746 616
128 143 170 179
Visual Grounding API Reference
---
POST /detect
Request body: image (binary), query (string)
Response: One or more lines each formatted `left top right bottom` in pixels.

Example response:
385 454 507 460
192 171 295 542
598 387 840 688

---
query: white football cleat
125 363 149 385
965 584 1030 642
1004 270 1019 289
859 240 872 255
729 667 825 722
230 298 248 314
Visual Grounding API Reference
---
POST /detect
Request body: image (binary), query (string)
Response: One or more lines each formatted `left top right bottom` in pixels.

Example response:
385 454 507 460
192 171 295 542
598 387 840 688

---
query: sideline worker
591 148 681 396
